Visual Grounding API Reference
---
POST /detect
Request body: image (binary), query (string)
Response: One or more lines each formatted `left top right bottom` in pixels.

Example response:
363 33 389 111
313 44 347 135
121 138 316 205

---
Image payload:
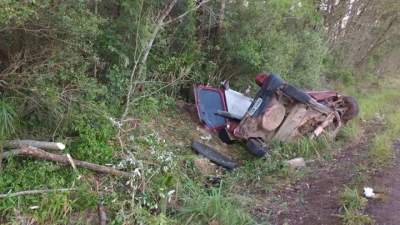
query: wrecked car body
194 73 359 157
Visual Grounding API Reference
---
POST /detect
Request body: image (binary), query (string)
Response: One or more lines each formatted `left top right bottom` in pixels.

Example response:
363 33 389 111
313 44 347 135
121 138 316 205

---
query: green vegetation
339 186 373 225
337 77 400 224
349 78 400 167
0 0 399 224
179 182 254 225
0 101 16 139
367 80 400 167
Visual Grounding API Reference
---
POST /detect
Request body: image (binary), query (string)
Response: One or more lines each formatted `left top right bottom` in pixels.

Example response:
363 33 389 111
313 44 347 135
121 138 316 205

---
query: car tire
191 141 237 169
246 138 268 157
342 96 359 122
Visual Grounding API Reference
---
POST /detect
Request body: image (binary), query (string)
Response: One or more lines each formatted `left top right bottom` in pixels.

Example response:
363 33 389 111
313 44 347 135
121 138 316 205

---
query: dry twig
163 0 211 25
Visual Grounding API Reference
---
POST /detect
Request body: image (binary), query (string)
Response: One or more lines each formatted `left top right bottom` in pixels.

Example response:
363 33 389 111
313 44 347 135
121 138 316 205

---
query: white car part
224 89 253 119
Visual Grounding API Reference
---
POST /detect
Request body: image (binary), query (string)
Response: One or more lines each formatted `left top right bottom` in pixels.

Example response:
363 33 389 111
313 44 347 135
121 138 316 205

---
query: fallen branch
2 147 132 177
0 188 75 198
5 140 65 151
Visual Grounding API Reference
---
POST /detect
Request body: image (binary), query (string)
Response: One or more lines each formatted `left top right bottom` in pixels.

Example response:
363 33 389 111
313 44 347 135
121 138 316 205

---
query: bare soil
366 139 400 225
267 135 369 225
259 127 400 225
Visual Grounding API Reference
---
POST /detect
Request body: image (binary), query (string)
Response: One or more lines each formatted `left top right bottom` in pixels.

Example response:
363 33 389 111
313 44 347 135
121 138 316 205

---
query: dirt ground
260 131 400 225
269 135 369 225
366 139 400 225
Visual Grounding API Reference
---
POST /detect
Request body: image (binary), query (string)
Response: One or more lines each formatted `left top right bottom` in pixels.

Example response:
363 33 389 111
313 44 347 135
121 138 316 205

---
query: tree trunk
217 0 226 38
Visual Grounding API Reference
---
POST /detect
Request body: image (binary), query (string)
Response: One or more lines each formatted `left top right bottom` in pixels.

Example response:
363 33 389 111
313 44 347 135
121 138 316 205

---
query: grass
368 110 400 167
270 136 331 160
0 158 97 224
337 76 400 225
338 186 373 225
178 181 255 225
336 76 400 168
336 120 362 143
362 78 400 167
0 100 17 139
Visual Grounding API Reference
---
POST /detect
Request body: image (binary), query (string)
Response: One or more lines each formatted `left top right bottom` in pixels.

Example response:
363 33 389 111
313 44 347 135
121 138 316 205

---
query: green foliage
178 181 255 225
225 156 289 194
2 0 394 223
270 137 330 160
0 101 16 139
340 207 374 225
134 95 176 119
368 96 400 167
339 187 373 225
340 187 367 210
70 115 115 164
336 120 362 143
221 0 327 88
337 69 356 86
0 158 97 223
0 0 40 25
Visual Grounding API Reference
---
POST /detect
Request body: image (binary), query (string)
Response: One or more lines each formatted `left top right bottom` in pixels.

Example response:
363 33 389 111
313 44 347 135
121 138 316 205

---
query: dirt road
272 136 368 225
366 139 400 225
265 134 400 225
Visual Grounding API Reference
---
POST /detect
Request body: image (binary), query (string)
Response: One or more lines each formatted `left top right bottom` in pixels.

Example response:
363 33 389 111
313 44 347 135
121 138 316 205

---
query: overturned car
194 73 359 157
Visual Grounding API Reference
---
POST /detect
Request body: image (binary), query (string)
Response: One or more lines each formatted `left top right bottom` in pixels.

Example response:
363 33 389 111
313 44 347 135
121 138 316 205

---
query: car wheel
246 138 268 157
342 96 359 122
191 141 237 169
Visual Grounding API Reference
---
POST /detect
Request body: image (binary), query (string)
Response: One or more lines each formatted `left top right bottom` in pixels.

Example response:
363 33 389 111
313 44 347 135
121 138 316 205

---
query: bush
220 0 327 88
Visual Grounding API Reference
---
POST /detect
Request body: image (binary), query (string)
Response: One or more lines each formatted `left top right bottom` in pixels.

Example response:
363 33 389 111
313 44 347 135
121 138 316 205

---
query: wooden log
0 188 75 198
5 140 65 151
274 104 308 141
2 147 132 177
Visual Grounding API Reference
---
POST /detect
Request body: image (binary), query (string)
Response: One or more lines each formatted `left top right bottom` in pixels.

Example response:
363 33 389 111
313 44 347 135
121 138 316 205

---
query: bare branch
163 0 211 25
121 0 178 120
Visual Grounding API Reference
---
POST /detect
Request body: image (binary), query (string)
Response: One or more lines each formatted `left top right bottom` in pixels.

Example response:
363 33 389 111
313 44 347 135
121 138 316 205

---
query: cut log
5 140 65 151
2 147 132 177
274 104 308 141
